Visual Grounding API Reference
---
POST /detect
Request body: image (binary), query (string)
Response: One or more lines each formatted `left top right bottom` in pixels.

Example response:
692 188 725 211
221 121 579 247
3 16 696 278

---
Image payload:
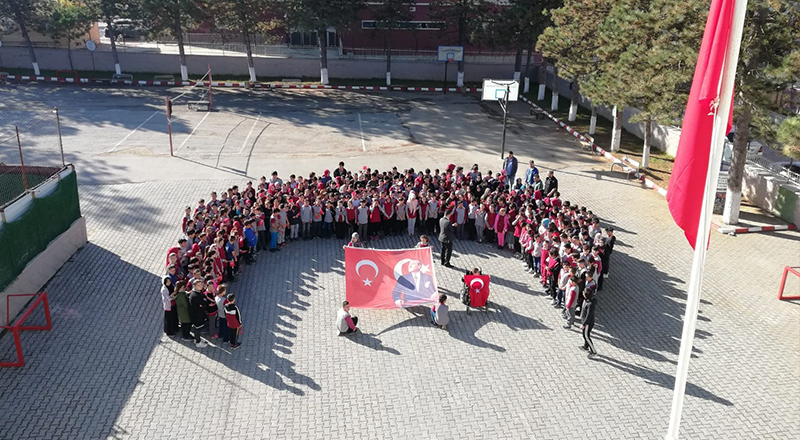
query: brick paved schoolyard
0 88 798 440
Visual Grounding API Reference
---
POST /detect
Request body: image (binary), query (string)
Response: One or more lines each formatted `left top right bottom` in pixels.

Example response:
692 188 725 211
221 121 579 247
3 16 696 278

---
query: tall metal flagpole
664 0 748 439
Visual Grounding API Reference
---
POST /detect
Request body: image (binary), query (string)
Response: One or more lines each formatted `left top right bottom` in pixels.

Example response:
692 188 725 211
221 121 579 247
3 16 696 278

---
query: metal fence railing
747 154 800 185
0 109 65 208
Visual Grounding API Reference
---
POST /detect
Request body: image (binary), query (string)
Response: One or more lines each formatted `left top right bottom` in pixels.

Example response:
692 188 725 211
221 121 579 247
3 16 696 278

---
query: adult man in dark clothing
544 170 559 197
333 161 347 178
189 280 208 348
580 288 598 358
438 210 455 267
502 151 519 190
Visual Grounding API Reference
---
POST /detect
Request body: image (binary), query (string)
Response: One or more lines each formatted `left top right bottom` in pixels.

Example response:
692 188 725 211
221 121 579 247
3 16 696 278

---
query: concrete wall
544 70 681 156
0 217 87 326
742 164 800 227
0 46 515 82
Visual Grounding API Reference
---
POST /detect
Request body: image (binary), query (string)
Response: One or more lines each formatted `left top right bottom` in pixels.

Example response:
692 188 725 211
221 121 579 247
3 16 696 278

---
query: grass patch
1 67 482 88
524 85 675 186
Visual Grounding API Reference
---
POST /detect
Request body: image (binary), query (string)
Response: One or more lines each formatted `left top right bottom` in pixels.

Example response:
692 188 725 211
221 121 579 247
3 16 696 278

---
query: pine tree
210 0 271 82
428 0 488 87
590 0 706 166
538 0 613 130
43 0 96 71
0 0 46 74
370 0 413 86
141 0 206 80
283 0 364 85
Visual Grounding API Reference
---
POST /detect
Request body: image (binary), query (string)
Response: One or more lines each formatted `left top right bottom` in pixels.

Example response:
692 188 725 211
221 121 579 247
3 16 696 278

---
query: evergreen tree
141 0 206 80
211 0 271 82
0 0 46 74
97 0 142 75
590 0 706 166
283 0 364 84
428 0 488 87
538 0 612 125
370 0 413 86
44 0 97 71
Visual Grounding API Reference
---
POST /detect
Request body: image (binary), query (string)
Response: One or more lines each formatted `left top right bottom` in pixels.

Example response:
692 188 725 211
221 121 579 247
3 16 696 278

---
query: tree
211 0 271 82
538 0 613 126
0 0 46 74
589 0 706 166
723 0 800 225
44 0 96 71
777 116 800 160
428 0 488 87
370 0 413 85
284 0 363 85
474 0 554 82
98 0 142 75
141 0 205 81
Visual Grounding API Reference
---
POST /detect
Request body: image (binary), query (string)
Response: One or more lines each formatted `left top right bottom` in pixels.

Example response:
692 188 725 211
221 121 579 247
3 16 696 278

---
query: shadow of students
377 302 550 353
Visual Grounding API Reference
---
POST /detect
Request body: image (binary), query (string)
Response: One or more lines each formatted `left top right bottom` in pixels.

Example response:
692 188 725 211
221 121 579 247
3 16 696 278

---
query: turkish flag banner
667 0 735 248
464 274 490 308
345 246 439 309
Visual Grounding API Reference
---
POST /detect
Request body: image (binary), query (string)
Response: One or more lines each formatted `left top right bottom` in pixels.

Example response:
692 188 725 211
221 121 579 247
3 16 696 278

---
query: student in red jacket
225 293 243 349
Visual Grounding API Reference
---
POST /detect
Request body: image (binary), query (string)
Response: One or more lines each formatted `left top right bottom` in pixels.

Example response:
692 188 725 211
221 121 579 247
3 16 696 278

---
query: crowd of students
159 154 616 356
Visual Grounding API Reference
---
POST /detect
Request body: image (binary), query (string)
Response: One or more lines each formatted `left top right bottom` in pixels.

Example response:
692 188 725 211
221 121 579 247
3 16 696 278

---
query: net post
208 64 213 110
15 126 28 190
54 107 65 167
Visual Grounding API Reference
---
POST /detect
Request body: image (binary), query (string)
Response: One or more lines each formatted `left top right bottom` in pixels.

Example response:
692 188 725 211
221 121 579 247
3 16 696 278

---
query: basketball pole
499 84 510 159
443 60 448 95
208 64 213 111
166 96 174 157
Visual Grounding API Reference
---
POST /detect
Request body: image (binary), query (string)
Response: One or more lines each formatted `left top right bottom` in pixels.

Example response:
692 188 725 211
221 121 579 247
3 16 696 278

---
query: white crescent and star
355 260 379 286
470 277 485 293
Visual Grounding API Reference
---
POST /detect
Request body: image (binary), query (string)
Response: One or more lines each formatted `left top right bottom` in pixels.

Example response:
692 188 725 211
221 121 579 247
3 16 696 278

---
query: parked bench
530 108 546 120
610 155 640 179
111 73 133 82
154 75 175 82
188 100 211 111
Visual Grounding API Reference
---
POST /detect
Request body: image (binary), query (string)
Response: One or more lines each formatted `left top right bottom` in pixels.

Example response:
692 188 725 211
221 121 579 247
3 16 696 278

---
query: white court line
175 112 211 152
358 113 366 152
107 110 159 153
238 112 262 154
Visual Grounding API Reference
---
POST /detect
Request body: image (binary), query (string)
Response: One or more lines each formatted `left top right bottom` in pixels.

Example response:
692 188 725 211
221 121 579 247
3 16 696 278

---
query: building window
361 20 445 30
288 30 339 47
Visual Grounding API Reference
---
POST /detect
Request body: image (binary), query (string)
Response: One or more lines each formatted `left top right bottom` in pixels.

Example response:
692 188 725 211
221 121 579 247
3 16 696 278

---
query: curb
2 75 482 92
520 96 668 197
712 223 797 235
518 96 798 236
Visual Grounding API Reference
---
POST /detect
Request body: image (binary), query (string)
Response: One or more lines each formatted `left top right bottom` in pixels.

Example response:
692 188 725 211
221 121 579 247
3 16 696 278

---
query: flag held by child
345 246 439 309
464 274 490 308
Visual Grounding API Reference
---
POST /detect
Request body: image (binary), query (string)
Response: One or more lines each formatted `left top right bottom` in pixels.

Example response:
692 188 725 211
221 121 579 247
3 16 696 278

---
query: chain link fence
0 109 65 208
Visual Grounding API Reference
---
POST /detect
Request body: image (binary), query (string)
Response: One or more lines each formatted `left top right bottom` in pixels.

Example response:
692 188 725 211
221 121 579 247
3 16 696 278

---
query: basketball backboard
481 79 519 101
437 45 464 62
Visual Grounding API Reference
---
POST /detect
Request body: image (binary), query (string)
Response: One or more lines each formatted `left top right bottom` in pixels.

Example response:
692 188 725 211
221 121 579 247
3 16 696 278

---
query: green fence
0 170 81 292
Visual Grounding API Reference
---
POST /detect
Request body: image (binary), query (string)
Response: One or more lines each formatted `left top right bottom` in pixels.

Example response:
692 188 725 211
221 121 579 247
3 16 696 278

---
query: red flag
464 274 490 308
667 0 735 248
345 246 439 309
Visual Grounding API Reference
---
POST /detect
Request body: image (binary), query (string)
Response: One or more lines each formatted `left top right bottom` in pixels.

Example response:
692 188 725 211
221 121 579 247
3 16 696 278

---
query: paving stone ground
0 88 798 440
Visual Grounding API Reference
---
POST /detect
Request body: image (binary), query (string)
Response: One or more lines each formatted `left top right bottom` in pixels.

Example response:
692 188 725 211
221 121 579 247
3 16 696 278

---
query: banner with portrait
345 246 439 309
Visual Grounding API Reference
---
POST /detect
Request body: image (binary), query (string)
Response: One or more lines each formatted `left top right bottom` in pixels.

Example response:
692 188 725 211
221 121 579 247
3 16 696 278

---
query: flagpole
665 1 748 439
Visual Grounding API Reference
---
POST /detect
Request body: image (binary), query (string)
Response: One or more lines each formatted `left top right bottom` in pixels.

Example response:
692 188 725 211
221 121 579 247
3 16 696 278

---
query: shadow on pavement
591 355 733 406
